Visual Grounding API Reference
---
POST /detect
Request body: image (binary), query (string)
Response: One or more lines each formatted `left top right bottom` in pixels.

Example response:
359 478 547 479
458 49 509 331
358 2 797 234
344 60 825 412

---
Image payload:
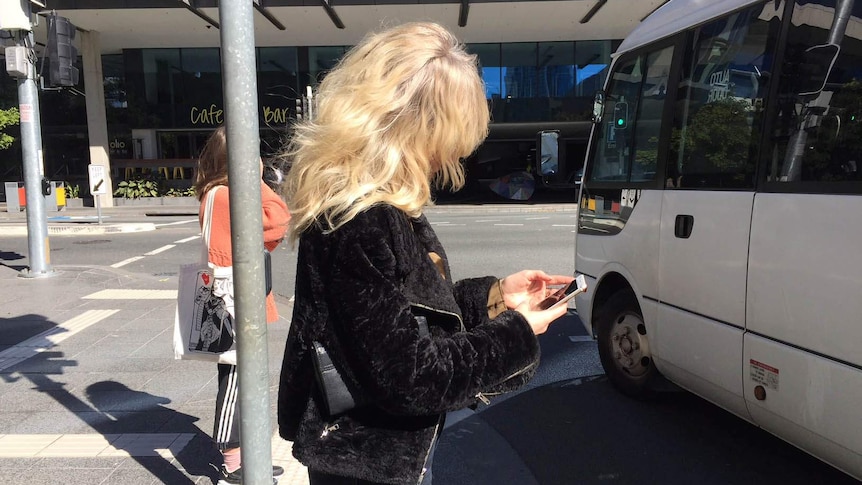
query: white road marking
0 309 120 372
552 224 578 227
110 256 144 268
82 289 177 300
174 235 200 243
154 219 198 227
144 244 176 256
0 433 195 458
525 216 550 220
493 223 523 226
475 219 500 222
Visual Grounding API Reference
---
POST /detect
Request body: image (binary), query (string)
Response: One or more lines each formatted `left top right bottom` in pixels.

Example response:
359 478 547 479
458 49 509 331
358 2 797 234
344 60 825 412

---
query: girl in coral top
193 126 290 485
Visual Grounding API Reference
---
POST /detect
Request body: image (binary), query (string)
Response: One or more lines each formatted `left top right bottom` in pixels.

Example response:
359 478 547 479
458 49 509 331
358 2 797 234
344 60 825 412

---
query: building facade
0 0 666 198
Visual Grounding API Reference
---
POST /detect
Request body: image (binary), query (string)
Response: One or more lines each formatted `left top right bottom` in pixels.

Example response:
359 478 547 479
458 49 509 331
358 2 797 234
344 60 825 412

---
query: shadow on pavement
0 250 27 272
436 376 858 485
84 381 220 483
1 312 220 484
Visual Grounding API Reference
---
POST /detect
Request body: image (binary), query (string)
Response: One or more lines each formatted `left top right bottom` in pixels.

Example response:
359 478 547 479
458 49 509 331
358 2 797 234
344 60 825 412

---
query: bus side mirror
537 130 560 176
592 91 604 124
796 43 840 98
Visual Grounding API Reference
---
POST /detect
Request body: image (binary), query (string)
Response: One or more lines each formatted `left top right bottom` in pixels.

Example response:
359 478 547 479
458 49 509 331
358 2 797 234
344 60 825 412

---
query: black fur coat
277 204 540 484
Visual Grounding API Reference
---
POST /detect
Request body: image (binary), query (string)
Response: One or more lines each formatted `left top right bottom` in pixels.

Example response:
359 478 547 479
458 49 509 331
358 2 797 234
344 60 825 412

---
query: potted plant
64 183 85 209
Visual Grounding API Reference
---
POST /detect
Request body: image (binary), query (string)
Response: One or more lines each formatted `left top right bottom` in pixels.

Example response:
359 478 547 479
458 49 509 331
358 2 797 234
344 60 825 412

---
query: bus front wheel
596 290 657 398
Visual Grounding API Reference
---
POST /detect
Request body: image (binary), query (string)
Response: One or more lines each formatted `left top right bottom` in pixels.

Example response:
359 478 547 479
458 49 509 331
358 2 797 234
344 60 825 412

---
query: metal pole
217 2 272 484
781 0 854 182
15 3 54 279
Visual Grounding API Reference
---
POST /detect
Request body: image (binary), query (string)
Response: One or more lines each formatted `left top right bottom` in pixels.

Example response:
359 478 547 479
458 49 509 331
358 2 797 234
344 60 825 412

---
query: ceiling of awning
26 0 666 53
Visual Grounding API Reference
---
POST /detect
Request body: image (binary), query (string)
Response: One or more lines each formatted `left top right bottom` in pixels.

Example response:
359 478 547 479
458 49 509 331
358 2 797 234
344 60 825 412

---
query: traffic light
613 101 628 129
46 14 79 87
295 97 303 120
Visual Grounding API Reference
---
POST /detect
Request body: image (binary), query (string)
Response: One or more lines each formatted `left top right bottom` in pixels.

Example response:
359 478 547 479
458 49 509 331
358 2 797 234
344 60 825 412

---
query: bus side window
589 46 673 184
632 47 673 183
670 4 779 189
590 55 642 182
770 0 862 188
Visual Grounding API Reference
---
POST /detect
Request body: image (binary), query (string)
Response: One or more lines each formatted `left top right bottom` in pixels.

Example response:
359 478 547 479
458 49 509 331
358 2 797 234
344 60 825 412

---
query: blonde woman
277 22 573 485
193 126 290 485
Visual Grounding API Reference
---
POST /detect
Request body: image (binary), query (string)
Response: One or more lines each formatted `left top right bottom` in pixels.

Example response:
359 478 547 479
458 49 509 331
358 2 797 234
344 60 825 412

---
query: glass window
142 49 182 105
180 48 222 110
308 46 347 85
141 49 183 126
768 0 862 191
576 41 614 97
259 47 299 96
632 47 673 182
669 4 780 189
502 43 537 98
538 42 574 97
589 46 673 184
470 43 502 99
103 54 126 109
258 47 299 132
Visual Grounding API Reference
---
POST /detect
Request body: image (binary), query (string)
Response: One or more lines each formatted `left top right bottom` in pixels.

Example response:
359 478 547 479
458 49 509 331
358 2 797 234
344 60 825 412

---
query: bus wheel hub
610 313 650 377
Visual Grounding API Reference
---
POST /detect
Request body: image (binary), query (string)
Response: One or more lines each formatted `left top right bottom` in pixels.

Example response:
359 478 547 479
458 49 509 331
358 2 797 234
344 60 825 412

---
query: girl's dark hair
193 126 228 201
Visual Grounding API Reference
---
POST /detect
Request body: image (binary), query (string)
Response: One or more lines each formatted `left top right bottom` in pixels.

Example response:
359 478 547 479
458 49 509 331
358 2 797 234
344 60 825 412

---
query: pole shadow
0 312 221 484
0 250 27 272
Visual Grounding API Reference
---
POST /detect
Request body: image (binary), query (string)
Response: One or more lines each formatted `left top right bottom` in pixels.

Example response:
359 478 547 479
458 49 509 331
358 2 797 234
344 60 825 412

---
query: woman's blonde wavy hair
280 22 490 242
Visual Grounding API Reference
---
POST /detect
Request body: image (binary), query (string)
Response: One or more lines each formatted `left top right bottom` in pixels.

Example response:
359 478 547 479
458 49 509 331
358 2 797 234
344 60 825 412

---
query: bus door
745 0 862 472
655 3 779 420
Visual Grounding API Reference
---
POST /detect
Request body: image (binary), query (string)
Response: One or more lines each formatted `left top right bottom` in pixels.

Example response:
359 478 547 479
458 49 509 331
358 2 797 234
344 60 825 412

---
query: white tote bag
173 187 237 365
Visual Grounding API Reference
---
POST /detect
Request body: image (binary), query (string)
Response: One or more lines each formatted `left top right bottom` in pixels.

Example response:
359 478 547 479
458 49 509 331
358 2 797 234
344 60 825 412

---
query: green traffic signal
613 102 628 129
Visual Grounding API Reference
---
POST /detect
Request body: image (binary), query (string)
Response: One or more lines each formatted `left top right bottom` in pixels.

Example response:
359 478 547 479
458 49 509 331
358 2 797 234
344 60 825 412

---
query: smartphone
536 274 588 310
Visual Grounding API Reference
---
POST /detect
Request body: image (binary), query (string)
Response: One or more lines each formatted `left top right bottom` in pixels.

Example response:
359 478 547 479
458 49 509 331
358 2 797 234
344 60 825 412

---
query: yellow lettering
262 106 289 125
190 104 224 125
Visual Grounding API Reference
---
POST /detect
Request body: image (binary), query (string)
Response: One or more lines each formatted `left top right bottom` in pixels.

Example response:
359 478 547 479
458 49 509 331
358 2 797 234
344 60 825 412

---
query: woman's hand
514 299 570 335
500 270 575 335
500 270 575 310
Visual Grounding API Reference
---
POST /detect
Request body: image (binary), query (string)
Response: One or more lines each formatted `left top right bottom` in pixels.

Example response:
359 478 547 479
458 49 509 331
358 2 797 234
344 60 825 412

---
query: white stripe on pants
215 363 240 449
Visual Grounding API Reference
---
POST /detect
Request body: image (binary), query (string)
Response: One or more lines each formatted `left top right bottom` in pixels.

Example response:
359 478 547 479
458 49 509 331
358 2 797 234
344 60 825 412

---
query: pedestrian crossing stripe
0 433 194 458
83 289 177 300
0 309 120 372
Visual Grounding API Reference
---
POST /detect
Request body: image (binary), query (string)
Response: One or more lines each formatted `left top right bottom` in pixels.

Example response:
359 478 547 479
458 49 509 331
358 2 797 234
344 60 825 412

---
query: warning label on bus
750 359 779 390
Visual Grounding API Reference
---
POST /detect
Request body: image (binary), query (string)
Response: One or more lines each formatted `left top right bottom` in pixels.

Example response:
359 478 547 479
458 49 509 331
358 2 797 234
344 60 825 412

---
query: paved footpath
0 262 308 485
0 198 578 484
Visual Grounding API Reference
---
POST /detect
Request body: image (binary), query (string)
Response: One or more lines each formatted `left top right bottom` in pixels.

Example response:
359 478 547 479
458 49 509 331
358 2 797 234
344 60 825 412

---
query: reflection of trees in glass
674 97 753 177
635 136 659 173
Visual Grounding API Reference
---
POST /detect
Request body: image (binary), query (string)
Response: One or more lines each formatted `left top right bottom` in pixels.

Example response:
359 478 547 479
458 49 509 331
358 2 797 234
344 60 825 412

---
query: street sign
88 164 107 195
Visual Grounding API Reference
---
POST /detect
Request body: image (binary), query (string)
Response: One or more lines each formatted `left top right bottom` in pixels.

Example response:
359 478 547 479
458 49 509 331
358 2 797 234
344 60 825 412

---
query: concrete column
81 30 113 207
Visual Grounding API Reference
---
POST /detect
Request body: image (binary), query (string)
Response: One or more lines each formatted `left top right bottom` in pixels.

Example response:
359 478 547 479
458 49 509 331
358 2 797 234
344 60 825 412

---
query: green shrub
114 177 162 198
64 183 81 198
165 186 195 197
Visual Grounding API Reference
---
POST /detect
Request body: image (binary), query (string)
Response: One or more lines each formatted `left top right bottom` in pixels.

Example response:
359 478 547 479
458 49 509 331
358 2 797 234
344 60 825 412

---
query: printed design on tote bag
189 270 234 354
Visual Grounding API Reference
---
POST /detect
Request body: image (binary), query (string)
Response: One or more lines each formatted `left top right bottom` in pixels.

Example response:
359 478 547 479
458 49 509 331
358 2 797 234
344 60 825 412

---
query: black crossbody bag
311 314 430 417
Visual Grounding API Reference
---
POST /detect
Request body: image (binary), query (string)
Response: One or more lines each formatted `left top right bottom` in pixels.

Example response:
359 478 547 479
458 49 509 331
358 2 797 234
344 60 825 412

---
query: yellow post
56 183 66 208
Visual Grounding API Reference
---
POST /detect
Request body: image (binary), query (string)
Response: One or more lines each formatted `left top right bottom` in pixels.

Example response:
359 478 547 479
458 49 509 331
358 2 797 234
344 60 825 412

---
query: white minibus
574 0 862 479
